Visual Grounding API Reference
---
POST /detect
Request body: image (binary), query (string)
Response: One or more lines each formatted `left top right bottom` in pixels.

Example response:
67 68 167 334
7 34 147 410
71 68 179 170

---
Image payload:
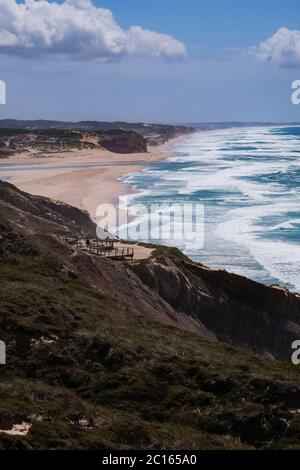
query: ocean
120 126 300 292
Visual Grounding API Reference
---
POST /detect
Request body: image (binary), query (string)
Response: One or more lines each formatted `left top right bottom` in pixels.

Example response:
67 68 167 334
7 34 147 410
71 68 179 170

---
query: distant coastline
0 134 188 220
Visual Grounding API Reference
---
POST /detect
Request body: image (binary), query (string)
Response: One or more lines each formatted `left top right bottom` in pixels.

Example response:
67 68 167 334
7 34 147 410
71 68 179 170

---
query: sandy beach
0 141 177 220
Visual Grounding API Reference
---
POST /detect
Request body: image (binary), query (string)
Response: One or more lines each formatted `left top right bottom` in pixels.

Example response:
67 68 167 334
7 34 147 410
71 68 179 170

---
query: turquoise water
121 126 300 292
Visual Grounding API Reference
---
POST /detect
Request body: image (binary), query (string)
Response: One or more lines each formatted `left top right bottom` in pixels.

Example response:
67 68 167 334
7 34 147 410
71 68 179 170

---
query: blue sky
99 0 299 49
2 0 300 122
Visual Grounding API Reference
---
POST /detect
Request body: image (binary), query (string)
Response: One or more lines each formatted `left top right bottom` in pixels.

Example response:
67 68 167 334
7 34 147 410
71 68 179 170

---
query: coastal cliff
0 122 195 158
1 181 300 450
0 128 148 157
131 255 300 360
98 130 147 154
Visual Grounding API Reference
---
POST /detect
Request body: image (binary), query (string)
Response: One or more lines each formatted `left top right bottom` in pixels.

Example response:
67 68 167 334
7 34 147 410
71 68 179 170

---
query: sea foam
122 126 300 292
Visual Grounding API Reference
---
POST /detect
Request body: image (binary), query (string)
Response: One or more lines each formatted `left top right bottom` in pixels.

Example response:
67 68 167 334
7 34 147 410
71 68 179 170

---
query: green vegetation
0 215 300 450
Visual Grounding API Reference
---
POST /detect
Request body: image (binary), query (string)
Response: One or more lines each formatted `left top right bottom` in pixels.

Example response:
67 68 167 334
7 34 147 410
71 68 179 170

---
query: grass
0 219 300 449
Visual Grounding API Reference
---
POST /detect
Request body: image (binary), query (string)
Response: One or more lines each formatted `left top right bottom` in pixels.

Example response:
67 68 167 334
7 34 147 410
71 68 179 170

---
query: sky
1 0 300 122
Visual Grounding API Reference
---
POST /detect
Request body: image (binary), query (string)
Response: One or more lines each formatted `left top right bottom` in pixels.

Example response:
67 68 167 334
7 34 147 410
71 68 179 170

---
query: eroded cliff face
99 130 147 154
0 181 96 237
130 255 300 361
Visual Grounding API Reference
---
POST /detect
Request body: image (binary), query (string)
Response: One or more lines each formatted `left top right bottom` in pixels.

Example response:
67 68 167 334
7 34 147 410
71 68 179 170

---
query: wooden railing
60 236 134 261
84 246 134 260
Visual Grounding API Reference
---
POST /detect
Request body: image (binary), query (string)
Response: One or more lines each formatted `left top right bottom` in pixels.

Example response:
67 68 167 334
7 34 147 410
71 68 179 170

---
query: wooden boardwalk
61 235 134 261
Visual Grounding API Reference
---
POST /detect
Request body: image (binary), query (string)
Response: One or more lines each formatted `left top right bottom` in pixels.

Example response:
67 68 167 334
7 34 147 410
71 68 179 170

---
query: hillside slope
0 182 300 450
0 129 147 158
0 120 196 146
131 255 300 361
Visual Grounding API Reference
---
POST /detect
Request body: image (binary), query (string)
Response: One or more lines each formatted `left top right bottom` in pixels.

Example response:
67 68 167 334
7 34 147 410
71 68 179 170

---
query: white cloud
257 27 300 67
0 0 186 60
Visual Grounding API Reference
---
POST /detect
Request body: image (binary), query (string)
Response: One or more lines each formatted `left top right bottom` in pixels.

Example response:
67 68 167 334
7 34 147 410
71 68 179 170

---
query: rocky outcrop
131 255 300 361
0 181 96 237
98 130 147 154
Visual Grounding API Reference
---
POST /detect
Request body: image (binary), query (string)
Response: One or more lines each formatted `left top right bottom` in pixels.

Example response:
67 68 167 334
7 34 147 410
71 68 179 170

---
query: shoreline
0 135 188 220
